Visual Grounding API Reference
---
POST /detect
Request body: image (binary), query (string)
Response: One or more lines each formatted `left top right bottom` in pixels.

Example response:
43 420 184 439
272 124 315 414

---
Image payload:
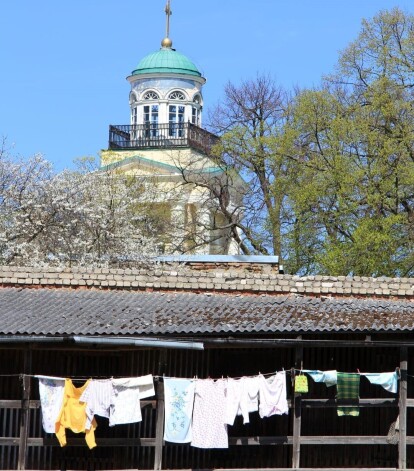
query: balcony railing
109 122 219 155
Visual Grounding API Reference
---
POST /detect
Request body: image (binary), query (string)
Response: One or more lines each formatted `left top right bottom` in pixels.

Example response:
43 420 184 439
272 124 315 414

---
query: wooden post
292 343 303 469
398 347 408 470
18 349 32 471
153 380 165 471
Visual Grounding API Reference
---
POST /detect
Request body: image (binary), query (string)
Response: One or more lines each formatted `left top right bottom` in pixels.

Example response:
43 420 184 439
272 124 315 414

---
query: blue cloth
163 378 195 443
303 370 337 387
362 372 398 393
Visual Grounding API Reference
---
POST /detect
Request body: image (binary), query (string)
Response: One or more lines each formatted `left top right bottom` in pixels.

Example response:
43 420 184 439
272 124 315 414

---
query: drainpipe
73 336 204 350
0 335 203 350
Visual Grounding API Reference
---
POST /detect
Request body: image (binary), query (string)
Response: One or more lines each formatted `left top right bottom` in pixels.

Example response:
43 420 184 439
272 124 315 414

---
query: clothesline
0 367 403 382
16 370 283 382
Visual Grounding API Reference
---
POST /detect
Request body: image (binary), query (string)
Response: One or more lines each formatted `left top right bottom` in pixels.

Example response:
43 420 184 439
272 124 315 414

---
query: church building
100 2 242 256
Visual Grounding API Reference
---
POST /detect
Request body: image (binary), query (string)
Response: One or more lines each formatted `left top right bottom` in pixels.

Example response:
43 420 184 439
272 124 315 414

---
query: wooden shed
0 258 413 471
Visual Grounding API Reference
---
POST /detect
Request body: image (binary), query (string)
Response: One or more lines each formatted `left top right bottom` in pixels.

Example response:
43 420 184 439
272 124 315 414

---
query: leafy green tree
283 8 414 276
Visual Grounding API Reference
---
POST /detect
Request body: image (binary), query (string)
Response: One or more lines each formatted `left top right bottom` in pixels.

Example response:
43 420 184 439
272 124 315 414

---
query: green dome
132 48 202 77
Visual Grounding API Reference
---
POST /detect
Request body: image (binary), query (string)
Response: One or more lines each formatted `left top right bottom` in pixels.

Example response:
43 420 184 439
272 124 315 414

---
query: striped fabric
337 372 360 417
80 379 114 429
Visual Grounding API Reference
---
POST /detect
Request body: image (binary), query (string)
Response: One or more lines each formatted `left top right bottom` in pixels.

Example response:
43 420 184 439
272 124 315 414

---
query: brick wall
0 264 413 298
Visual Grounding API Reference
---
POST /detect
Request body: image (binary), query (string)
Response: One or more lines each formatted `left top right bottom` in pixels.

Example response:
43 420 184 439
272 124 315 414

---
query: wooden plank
23 437 157 447
153 381 165 470
1 397 404 410
163 469 398 471
292 344 303 468
2 435 412 447
399 347 408 470
156 469 398 471
47 469 397 471
0 400 39 409
17 350 32 471
300 398 399 408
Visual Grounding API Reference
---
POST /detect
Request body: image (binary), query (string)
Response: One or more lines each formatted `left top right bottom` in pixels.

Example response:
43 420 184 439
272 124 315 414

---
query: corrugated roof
0 288 413 336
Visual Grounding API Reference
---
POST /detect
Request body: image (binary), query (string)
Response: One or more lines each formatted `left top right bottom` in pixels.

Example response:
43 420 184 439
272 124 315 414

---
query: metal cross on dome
165 0 172 39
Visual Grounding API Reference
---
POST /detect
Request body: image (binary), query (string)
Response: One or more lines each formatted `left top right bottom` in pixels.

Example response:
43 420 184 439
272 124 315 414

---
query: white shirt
109 375 155 426
258 372 289 418
225 376 259 425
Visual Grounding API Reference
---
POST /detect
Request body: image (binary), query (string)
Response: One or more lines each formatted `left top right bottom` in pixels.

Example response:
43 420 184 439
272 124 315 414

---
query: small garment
191 378 228 449
80 379 114 429
258 372 289 418
294 374 308 394
386 415 400 445
336 372 360 417
37 376 65 433
55 379 97 449
110 375 155 426
225 376 259 425
362 372 398 394
163 378 195 443
303 370 337 387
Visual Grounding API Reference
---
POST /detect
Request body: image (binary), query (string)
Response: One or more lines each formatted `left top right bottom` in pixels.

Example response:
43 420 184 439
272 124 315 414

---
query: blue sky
1 0 413 171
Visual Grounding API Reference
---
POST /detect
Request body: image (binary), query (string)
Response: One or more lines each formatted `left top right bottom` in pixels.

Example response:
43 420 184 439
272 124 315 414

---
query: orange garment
55 379 97 449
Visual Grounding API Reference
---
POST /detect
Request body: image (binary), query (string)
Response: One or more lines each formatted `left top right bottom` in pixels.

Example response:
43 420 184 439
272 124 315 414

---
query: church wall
101 148 216 171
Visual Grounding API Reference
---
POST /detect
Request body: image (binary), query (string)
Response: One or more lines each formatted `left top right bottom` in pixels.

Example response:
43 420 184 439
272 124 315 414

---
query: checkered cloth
337 372 360 417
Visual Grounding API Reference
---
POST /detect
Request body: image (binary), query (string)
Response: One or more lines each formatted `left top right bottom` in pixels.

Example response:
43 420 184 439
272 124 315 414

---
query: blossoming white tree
0 145 165 267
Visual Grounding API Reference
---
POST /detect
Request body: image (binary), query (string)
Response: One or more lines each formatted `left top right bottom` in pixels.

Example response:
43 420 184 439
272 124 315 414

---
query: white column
194 206 211 255
170 202 186 254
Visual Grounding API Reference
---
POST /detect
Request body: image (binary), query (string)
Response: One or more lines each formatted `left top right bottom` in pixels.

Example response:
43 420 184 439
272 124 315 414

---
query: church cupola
107 0 217 156
126 1 206 137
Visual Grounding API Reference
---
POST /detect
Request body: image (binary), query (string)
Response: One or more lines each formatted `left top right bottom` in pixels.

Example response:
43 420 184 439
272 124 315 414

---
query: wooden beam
153 381 165 470
300 398 399 408
0 399 155 409
1 435 410 448
0 397 405 411
17 350 32 471
292 343 303 469
398 347 407 470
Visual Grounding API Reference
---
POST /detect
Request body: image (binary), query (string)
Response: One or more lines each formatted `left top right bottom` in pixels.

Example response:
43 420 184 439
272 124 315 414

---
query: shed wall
0 344 410 470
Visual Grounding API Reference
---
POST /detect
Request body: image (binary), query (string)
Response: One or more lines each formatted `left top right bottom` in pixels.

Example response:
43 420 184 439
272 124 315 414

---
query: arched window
131 106 138 125
169 105 185 138
192 95 202 126
143 104 159 137
143 91 159 100
168 91 186 100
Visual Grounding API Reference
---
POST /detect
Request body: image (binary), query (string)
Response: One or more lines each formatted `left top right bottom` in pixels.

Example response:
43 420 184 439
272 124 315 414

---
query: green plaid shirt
337 372 360 417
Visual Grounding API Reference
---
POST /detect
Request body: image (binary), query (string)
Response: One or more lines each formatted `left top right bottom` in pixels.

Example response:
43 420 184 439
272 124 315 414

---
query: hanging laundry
37 375 65 433
362 372 398 394
80 378 114 429
258 372 289 418
55 379 97 449
337 372 360 417
191 378 228 449
109 374 155 426
303 369 337 387
163 377 195 443
225 376 259 425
